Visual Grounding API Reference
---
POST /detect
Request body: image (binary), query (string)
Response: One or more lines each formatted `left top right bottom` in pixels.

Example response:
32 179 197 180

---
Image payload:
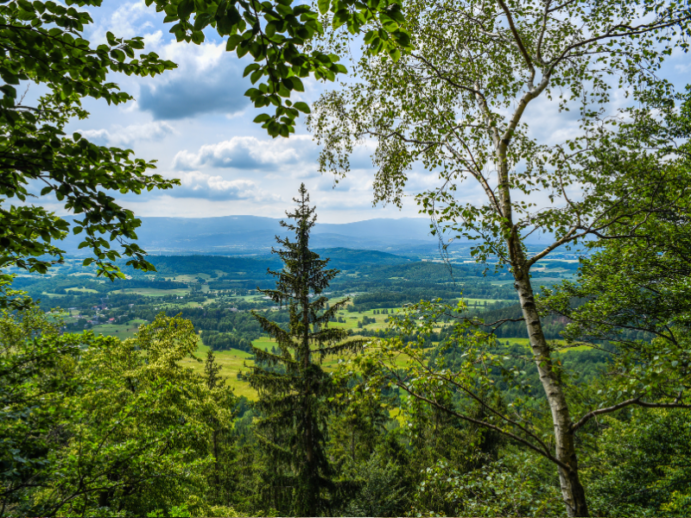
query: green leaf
227 35 243 51
393 31 411 48
177 0 195 18
288 76 304 92
293 102 310 114
250 69 263 84
253 113 272 122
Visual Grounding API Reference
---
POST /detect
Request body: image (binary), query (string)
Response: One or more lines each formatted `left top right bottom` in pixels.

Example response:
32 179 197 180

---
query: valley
15 247 599 401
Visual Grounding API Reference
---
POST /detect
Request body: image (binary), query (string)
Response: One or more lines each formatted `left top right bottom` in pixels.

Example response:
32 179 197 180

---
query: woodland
1 0 691 517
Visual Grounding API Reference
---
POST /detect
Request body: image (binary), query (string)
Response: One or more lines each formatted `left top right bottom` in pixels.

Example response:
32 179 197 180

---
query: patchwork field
78 295 582 401
110 287 190 297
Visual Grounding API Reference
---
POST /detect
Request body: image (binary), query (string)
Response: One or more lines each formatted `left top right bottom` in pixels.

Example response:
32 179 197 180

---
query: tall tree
309 1 691 515
247 184 362 516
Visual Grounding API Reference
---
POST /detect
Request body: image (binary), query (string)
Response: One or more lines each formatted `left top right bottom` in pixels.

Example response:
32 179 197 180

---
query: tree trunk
513 264 589 517
494 116 589 515
213 427 219 497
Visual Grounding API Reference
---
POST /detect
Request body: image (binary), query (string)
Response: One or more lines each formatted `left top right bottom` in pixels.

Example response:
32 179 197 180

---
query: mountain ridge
61 215 443 255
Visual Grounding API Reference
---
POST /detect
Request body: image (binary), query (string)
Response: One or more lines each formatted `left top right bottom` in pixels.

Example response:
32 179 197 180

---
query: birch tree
308 1 691 515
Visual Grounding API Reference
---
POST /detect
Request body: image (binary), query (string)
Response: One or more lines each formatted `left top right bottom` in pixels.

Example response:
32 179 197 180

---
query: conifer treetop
252 183 363 366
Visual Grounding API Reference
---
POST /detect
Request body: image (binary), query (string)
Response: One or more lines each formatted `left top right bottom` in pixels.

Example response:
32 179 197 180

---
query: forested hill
314 248 412 266
18 249 579 305
126 255 282 277
117 249 411 276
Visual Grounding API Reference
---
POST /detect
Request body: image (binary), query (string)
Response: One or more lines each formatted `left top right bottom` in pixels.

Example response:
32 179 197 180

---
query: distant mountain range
61 216 444 256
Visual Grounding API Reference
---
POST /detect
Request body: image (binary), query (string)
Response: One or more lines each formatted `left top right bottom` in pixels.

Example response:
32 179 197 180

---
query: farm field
66 287 98 294
181 342 257 399
89 319 149 340
41 291 66 298
168 273 212 283
110 287 190 297
496 337 592 352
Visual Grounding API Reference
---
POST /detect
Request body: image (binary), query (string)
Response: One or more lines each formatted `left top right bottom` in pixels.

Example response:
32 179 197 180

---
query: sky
41 1 691 223
59 0 417 224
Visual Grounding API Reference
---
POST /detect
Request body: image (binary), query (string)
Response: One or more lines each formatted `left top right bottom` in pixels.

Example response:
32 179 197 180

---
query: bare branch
572 397 691 432
495 0 536 80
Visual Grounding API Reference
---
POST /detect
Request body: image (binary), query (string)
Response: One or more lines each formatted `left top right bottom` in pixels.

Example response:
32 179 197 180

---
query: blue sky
46 1 691 223
52 0 426 223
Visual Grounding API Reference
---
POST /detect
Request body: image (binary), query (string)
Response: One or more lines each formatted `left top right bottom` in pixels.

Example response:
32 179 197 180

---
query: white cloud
137 41 251 120
78 122 175 147
88 1 152 44
173 135 317 170
169 171 280 201
77 122 176 147
86 1 253 121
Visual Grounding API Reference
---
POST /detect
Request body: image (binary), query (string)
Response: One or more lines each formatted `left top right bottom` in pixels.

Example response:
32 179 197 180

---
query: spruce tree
247 184 362 516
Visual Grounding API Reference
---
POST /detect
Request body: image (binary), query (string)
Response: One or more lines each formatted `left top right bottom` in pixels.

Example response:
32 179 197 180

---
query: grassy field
41 292 66 298
180 341 257 399
252 336 276 352
90 318 148 339
169 273 212 283
154 300 205 310
66 287 98 294
462 298 513 305
497 337 591 352
110 288 190 297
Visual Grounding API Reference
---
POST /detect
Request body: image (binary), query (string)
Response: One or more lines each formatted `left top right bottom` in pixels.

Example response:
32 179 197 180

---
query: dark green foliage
342 453 409 516
111 278 188 290
129 255 282 278
247 184 363 516
0 308 82 512
350 291 412 310
585 410 691 516
204 331 253 352
0 309 233 517
313 248 412 267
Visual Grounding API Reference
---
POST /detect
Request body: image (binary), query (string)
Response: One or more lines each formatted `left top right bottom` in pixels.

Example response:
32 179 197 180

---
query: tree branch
572 397 691 432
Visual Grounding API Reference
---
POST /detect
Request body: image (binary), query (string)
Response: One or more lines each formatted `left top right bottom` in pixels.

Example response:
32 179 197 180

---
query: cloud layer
173 135 317 170
78 121 175 147
138 41 251 120
169 172 279 201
